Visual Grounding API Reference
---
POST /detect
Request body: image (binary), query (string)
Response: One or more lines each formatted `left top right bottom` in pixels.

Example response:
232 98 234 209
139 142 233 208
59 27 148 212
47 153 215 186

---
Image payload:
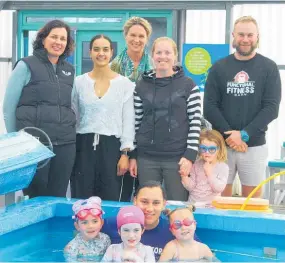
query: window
186 10 226 44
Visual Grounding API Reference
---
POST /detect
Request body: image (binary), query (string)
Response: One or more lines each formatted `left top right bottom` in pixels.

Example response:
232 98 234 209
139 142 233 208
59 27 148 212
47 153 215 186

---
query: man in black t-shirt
204 16 281 198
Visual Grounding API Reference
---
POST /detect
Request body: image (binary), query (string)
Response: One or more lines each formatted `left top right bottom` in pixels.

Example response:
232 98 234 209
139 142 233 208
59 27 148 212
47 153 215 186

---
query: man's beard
232 40 258 56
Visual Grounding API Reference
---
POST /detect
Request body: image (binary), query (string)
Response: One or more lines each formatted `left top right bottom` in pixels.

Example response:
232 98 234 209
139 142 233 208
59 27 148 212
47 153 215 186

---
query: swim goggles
72 196 104 220
170 218 197 230
74 208 103 220
199 145 218 154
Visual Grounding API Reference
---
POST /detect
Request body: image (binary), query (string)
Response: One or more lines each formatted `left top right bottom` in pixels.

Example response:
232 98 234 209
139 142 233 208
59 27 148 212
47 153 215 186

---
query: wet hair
134 180 167 200
199 129 227 162
89 34 113 51
33 19 74 58
123 16 152 38
163 205 196 218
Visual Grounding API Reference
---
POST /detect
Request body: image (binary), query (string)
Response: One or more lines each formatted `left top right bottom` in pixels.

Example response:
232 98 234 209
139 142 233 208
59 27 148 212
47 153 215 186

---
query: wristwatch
121 150 130 157
240 130 249 142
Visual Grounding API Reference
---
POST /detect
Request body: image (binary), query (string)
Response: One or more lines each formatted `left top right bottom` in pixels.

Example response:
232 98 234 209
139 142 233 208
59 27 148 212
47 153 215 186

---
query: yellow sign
184 47 211 75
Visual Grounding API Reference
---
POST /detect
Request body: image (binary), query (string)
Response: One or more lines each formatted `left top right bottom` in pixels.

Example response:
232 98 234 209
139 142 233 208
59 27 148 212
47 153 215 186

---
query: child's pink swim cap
72 196 104 219
117 205 145 229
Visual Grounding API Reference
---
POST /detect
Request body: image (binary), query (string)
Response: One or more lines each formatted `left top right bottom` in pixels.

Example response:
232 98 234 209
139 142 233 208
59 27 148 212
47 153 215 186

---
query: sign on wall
182 44 229 92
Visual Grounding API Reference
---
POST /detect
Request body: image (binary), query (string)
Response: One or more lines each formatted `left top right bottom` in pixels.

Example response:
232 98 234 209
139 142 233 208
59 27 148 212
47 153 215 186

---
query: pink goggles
170 218 197 230
75 208 103 220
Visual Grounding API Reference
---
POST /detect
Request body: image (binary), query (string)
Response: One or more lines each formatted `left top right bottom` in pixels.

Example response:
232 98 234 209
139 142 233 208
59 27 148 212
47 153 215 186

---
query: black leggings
70 133 134 201
23 143 76 198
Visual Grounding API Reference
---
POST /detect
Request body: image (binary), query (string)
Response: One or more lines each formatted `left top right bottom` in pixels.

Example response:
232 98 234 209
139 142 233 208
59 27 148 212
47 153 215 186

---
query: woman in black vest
3 20 76 198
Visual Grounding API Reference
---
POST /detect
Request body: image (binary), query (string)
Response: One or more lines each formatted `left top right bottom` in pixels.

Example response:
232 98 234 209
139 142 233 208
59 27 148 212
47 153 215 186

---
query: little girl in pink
181 130 229 204
102 205 155 262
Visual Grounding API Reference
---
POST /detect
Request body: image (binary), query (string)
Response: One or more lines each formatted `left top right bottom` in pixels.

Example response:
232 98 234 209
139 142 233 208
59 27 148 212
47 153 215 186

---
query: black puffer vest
16 49 76 145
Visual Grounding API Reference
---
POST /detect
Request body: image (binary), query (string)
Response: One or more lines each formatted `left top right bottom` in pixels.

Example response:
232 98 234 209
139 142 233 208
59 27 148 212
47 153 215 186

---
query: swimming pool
0 197 284 262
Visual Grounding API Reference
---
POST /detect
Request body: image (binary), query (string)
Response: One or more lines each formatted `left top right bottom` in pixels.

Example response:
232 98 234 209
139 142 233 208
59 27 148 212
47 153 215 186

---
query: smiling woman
129 37 202 201
133 182 166 230
110 16 153 83
40 28 67 62
3 19 76 198
70 34 135 202
109 17 153 202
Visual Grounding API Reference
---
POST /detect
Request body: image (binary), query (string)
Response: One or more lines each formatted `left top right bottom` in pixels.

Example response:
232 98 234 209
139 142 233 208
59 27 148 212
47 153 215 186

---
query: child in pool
64 196 111 261
102 205 155 262
159 205 215 262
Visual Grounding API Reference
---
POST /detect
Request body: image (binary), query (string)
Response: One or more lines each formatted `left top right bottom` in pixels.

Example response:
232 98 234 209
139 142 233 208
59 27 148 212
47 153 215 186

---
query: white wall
0 10 13 135
186 10 226 44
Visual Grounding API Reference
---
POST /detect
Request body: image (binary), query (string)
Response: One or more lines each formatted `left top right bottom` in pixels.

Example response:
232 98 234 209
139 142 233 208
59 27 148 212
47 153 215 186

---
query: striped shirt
133 67 201 161
186 85 202 155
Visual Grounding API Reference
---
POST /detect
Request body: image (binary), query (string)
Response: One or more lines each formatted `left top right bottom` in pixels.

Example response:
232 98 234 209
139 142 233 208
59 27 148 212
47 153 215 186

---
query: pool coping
0 197 285 236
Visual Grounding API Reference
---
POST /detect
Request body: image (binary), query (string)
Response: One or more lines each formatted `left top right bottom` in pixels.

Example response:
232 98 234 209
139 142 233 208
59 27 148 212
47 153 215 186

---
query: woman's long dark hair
33 19 74 58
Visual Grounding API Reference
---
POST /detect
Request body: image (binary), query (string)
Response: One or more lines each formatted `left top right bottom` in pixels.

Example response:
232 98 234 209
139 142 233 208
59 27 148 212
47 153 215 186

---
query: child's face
119 223 144 248
199 139 219 163
75 215 104 241
169 209 196 241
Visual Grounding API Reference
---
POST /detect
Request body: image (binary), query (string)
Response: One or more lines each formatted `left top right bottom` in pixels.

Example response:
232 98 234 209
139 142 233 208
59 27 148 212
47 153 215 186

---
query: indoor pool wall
0 197 285 262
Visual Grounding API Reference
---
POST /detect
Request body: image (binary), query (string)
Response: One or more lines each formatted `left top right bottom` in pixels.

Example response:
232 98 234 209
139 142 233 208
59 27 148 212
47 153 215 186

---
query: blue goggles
199 145 218 154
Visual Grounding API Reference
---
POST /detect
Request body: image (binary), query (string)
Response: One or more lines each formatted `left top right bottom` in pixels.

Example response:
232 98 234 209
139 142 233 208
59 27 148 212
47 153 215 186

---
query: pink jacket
182 159 229 203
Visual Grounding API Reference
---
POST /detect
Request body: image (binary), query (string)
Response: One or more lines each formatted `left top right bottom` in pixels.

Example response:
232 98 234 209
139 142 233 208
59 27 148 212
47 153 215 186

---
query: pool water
0 216 283 262
0 217 73 262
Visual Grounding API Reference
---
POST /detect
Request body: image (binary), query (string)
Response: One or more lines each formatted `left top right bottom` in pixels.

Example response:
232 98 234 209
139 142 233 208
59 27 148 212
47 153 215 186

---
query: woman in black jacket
129 37 202 201
3 20 76 198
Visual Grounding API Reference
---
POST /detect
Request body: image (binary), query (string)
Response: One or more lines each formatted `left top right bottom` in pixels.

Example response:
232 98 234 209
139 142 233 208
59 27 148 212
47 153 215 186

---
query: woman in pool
102 180 200 261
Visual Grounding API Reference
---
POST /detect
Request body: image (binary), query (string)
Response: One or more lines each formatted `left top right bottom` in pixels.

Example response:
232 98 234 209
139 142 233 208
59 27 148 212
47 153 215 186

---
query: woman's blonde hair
163 205 196 219
199 129 227 162
151 37 178 59
123 16 152 38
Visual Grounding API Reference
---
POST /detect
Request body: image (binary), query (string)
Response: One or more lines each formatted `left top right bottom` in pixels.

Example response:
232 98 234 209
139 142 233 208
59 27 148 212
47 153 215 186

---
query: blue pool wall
0 197 284 262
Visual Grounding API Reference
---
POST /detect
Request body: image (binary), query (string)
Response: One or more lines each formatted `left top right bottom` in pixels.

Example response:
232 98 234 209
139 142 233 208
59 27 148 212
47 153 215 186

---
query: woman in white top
71 35 135 201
